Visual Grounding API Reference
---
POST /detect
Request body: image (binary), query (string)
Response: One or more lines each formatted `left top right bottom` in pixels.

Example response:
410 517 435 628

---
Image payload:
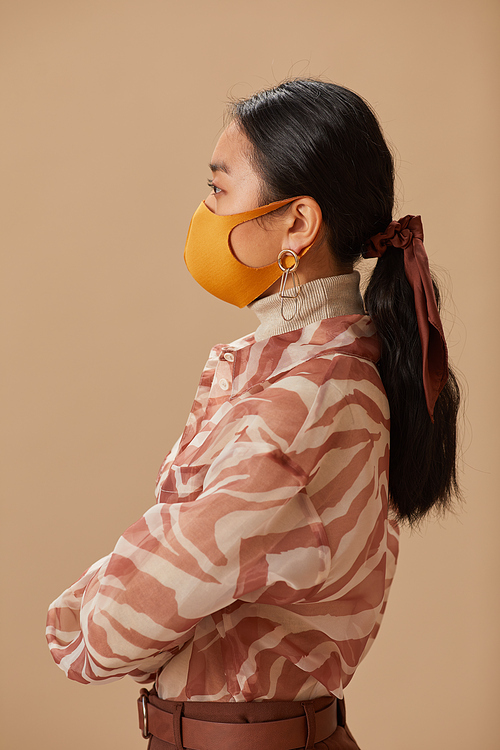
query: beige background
1 1 499 748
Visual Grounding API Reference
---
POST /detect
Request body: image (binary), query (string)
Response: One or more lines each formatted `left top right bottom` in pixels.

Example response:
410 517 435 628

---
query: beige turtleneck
249 271 365 341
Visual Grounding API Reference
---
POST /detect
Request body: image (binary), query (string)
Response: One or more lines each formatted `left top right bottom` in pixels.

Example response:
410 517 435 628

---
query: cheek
230 221 281 268
205 194 216 211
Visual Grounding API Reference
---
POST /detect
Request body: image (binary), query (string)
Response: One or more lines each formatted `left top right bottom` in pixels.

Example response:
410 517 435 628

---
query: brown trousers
143 689 361 750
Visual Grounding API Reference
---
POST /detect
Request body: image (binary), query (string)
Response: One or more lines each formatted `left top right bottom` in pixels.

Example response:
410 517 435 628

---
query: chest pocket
158 461 210 504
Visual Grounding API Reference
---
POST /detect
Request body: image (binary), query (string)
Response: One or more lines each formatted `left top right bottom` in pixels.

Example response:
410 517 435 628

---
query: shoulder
234 315 381 394
224 316 387 438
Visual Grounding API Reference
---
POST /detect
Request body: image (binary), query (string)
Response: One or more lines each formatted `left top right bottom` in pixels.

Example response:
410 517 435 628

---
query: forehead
209 122 254 176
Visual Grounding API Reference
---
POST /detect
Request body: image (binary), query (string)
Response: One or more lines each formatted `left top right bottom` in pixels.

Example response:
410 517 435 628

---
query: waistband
138 688 344 750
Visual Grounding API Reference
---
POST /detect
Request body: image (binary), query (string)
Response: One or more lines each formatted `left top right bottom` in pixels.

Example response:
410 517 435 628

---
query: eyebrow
209 161 231 175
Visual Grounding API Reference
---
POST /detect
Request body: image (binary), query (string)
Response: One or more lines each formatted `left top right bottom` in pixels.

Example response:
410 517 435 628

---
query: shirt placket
210 348 236 399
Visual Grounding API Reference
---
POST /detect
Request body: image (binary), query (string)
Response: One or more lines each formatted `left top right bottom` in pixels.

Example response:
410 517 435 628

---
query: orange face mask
184 197 313 308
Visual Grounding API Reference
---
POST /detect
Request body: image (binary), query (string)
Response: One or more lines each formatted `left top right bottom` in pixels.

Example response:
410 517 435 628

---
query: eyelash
207 179 221 195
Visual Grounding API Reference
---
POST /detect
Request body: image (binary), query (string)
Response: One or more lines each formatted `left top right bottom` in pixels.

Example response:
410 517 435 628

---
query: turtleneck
249 271 365 341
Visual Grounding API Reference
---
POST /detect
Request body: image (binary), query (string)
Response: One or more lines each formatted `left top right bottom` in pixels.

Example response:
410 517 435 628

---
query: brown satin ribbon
363 215 448 421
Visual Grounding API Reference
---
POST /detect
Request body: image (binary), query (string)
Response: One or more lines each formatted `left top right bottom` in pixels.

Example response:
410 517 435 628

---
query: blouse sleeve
46 373 338 685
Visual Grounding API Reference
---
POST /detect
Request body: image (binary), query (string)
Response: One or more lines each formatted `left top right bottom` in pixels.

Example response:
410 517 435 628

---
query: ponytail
365 249 460 524
231 78 461 525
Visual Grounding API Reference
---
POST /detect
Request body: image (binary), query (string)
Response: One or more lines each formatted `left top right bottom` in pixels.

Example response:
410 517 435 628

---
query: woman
47 79 460 749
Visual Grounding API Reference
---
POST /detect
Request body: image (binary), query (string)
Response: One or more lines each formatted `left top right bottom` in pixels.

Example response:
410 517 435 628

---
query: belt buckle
140 692 151 739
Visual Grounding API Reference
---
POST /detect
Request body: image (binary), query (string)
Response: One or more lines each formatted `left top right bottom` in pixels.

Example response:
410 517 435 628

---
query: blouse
46 271 399 702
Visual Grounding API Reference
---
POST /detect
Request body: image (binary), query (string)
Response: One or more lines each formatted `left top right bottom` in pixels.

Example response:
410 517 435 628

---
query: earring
277 249 300 321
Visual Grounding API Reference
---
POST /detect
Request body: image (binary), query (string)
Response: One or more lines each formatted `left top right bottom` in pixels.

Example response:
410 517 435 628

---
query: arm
47 352 388 686
46 389 331 684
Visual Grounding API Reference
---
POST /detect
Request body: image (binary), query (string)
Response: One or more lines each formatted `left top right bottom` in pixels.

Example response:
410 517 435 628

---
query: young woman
47 79 460 749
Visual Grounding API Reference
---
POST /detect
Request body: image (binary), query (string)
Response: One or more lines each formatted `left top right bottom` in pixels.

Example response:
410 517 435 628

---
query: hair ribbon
363 215 448 421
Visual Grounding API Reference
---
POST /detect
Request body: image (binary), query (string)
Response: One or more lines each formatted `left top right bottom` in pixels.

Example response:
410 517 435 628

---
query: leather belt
138 690 338 750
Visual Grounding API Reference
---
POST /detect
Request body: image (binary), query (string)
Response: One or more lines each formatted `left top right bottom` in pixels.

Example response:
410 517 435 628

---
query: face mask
184 197 313 308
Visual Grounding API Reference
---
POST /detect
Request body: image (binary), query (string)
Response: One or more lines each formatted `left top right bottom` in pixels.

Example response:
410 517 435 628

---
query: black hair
230 78 460 525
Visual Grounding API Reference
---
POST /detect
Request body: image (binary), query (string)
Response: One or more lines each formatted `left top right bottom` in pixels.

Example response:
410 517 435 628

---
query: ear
281 197 322 255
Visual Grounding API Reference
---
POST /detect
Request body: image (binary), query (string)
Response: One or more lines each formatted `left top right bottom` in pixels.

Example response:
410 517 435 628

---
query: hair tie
363 215 448 422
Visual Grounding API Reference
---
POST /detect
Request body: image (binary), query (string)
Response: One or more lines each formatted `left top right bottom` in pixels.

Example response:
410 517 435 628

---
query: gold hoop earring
278 249 300 321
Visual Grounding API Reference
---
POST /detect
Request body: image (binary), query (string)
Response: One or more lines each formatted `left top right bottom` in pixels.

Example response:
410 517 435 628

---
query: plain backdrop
1 1 499 748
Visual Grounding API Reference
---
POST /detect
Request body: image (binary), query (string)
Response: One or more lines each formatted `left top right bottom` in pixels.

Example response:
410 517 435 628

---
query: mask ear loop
278 249 300 321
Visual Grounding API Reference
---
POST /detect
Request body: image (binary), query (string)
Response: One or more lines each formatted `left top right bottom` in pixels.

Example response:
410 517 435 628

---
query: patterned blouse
46 272 399 702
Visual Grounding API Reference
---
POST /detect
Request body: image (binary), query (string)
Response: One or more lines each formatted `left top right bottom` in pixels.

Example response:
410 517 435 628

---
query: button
223 352 235 362
219 378 229 391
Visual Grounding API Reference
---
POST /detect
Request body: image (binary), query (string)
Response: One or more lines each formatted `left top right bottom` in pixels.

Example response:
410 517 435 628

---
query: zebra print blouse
47 279 399 702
